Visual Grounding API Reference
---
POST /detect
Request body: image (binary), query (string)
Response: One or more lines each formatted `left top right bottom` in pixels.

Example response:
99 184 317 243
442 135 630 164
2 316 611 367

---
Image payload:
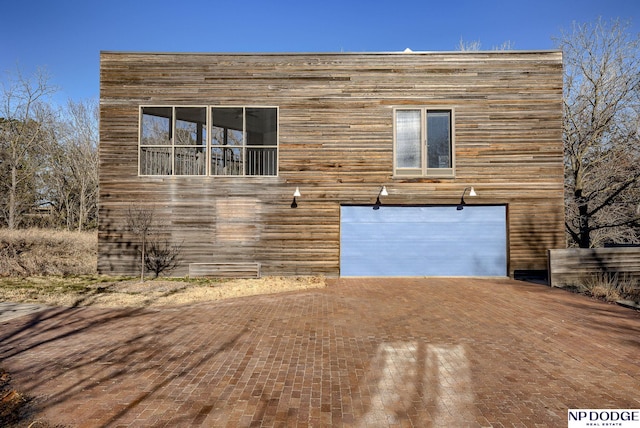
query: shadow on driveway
1 278 639 427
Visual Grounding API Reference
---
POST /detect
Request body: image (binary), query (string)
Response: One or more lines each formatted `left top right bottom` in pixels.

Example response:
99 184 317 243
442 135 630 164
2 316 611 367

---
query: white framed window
393 107 455 178
138 105 278 177
211 107 278 176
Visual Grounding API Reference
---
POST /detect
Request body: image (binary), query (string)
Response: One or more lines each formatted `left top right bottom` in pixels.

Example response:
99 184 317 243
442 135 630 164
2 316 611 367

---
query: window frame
210 106 279 177
393 107 455 178
138 105 279 177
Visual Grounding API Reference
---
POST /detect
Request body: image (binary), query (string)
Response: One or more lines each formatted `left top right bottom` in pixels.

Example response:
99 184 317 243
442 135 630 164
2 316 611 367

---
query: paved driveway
1 278 639 427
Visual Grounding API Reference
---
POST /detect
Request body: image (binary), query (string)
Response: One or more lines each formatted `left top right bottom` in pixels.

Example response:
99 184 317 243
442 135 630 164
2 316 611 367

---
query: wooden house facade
98 50 564 278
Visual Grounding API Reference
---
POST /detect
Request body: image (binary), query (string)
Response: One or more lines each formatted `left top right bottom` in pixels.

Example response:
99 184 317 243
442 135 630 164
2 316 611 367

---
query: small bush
0 368 28 426
580 272 639 302
0 367 65 427
145 238 182 279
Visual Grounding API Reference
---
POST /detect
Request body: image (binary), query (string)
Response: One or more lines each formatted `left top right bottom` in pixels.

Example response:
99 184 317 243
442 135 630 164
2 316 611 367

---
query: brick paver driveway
1 278 639 427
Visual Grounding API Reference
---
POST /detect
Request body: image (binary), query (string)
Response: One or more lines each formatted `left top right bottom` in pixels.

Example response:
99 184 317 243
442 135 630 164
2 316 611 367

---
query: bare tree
47 99 99 230
558 18 640 247
457 37 483 51
126 205 182 281
492 40 515 51
127 205 154 282
456 38 514 51
0 67 57 229
145 236 182 278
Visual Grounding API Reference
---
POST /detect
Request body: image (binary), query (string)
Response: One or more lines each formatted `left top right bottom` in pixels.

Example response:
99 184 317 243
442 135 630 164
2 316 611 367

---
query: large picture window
139 106 278 176
394 108 454 177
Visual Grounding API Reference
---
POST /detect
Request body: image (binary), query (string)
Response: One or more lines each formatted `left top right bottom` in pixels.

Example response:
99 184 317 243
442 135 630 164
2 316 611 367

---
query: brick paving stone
1 278 639 427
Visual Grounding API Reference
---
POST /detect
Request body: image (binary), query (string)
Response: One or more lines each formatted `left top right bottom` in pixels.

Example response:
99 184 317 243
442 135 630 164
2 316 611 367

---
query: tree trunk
577 200 591 248
77 181 86 232
575 185 590 248
140 236 146 283
8 165 16 230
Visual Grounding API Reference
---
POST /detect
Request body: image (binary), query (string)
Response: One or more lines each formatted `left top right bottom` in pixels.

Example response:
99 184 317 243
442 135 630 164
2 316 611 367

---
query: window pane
175 107 206 146
140 147 172 175
175 147 206 175
211 146 243 175
212 107 243 146
427 111 451 169
246 108 277 146
141 107 172 146
139 106 278 177
246 148 277 175
396 110 422 169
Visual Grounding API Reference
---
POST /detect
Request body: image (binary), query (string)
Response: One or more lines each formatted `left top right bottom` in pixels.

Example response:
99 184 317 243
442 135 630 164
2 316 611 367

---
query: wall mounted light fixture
291 187 301 208
373 186 388 210
456 186 477 210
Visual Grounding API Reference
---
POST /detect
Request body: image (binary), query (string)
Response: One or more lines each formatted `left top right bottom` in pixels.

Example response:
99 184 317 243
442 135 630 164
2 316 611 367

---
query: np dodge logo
568 410 640 427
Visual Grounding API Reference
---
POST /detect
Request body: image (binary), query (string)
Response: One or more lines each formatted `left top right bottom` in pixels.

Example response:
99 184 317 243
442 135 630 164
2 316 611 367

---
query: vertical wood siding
99 51 564 277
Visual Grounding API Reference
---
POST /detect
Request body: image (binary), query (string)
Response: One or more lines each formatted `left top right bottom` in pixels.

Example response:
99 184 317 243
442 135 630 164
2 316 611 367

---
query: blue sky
1 0 638 104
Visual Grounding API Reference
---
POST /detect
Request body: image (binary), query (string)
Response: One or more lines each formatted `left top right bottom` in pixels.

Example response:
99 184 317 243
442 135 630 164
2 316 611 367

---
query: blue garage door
340 205 507 277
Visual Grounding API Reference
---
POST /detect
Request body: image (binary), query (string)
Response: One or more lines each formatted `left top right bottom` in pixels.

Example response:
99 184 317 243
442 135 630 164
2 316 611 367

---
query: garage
340 205 507 277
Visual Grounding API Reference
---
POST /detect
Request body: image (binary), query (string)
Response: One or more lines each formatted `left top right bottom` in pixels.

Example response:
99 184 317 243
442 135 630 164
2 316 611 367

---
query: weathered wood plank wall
548 248 640 287
99 51 564 277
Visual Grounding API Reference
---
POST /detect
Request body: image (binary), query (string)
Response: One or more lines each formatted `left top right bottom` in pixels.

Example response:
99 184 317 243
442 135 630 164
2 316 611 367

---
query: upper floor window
211 107 278 176
393 108 454 178
139 106 278 176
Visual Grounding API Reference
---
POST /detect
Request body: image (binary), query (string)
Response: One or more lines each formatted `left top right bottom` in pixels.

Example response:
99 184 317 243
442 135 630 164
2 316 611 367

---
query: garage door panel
340 206 507 277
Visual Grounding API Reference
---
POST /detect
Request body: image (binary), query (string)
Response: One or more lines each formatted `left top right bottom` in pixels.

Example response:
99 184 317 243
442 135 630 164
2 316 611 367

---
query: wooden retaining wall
188 262 261 278
548 247 640 287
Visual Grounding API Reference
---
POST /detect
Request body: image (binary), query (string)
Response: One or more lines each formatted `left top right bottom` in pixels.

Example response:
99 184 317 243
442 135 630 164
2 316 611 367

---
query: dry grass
0 228 326 308
0 229 96 276
577 272 639 302
1 368 27 427
0 275 326 308
1 366 65 428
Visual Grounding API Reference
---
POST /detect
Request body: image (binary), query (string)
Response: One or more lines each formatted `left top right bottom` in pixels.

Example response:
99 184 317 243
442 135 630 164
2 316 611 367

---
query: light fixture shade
293 187 301 197
457 186 477 211
380 186 388 196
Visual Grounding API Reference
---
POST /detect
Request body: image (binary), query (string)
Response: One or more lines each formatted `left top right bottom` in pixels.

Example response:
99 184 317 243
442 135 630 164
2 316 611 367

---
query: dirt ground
97 276 327 308
0 276 327 309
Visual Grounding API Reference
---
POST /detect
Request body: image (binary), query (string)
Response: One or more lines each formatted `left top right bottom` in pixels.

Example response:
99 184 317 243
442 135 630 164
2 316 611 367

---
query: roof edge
100 49 562 56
